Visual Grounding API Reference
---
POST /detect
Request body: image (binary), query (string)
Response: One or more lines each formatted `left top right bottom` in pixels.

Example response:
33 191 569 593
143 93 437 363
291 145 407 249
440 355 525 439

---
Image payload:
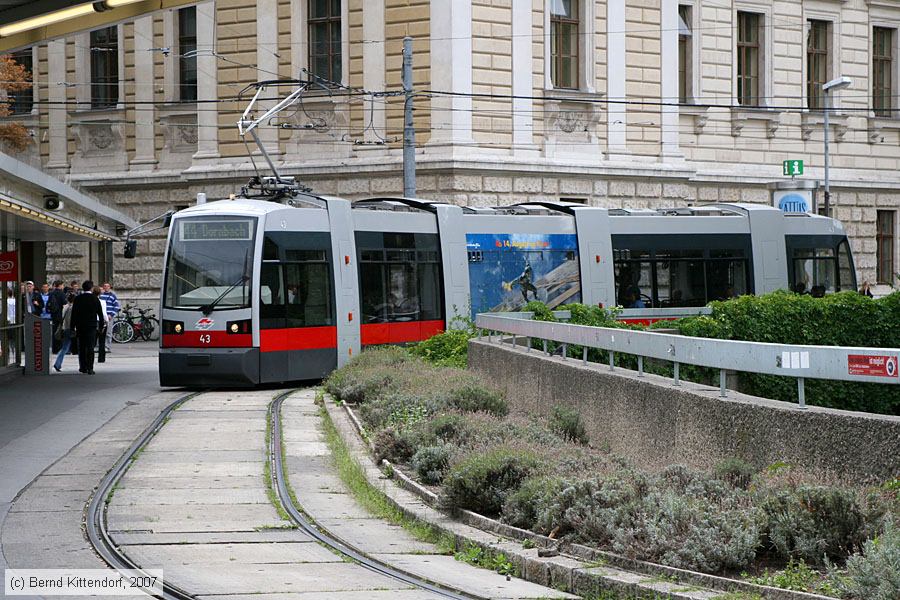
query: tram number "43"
199 334 212 344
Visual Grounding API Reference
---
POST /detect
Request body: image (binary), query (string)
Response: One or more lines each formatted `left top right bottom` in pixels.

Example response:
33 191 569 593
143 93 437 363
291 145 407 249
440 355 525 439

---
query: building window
873 27 893 118
550 0 579 89
678 5 692 103
178 6 197 102
736 12 761 106
90 26 118 109
8 49 32 115
807 20 828 110
877 210 895 285
308 0 341 83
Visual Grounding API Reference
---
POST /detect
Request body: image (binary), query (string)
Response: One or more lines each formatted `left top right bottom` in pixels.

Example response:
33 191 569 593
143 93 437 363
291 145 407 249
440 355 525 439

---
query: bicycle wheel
112 320 134 344
141 317 160 342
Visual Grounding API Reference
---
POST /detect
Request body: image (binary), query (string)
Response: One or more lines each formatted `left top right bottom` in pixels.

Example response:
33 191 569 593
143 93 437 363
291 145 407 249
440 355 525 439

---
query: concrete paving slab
282 440 329 457
286 492 373 520
141 432 265 451
1 510 89 545
121 462 261 478
161 421 267 434
21 473 99 492
315 518 439 554
107 504 287 533
8 489 91 513
122 541 341 565
112 488 269 506
117 475 262 490
193 591 442 600
43 453 121 475
110 529 310 545
135 450 264 463
372 554 577 599
159 562 410 595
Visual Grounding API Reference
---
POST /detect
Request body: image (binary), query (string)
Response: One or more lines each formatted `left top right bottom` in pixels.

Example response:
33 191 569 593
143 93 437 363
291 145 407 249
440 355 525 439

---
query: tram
158 196 855 387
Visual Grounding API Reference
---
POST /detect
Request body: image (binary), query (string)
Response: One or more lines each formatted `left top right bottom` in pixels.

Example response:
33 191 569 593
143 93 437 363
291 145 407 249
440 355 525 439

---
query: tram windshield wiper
200 274 250 316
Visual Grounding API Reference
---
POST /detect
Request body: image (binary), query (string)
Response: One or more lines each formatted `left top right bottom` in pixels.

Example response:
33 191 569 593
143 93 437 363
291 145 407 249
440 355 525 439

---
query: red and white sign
0 250 17 281
848 354 899 378
195 317 215 330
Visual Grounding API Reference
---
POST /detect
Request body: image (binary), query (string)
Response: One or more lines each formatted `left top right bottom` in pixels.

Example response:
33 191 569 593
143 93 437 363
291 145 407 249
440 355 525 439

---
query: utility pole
402 36 416 198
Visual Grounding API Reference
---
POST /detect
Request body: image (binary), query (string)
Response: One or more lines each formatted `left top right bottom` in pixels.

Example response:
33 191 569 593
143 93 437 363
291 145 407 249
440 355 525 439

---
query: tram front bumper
159 347 260 387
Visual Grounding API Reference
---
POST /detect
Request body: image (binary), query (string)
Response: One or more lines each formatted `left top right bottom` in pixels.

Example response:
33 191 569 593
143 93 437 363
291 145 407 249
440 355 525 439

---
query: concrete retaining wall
468 339 900 484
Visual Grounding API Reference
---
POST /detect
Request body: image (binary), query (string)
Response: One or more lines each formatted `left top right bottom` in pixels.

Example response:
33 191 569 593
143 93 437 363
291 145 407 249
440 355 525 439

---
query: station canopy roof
0 152 138 242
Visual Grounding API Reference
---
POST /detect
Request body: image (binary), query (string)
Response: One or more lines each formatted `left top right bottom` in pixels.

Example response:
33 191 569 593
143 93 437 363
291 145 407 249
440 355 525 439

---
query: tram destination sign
782 159 804 176
181 219 253 241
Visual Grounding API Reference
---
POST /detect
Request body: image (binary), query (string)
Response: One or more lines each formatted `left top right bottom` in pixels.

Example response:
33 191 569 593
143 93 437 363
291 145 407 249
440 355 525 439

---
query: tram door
356 232 444 345
258 231 337 381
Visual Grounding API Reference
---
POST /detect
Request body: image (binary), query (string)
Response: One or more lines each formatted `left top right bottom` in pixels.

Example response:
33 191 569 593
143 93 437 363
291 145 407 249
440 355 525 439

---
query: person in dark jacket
48 280 66 353
70 280 104 374
22 281 43 315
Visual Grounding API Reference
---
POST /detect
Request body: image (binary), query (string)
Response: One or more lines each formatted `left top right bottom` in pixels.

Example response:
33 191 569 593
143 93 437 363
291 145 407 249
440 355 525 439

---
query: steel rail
268 391 476 600
85 392 201 600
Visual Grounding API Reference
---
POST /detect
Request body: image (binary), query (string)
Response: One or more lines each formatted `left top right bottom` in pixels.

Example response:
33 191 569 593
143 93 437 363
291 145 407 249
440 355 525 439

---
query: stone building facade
1 0 899 303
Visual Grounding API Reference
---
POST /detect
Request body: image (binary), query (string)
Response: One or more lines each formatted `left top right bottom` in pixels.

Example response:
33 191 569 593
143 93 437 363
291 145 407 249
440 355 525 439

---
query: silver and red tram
158 196 856 387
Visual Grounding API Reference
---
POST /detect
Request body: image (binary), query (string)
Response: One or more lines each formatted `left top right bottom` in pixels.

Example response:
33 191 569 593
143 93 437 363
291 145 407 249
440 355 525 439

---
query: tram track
267 390 476 600
85 389 477 600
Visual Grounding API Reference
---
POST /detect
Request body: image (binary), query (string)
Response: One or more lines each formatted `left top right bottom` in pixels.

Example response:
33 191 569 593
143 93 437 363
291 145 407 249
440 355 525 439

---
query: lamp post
822 76 852 216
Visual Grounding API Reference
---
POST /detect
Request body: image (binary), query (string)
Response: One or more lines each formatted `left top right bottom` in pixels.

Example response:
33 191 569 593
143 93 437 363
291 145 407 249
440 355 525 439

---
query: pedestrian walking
99 282 119 353
71 280 104 375
93 286 109 364
5 287 14 324
48 280 66 353
53 293 75 372
22 280 42 315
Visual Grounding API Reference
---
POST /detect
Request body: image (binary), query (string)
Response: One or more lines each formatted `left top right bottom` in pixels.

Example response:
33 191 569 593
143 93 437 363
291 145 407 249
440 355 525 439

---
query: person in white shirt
93 286 110 364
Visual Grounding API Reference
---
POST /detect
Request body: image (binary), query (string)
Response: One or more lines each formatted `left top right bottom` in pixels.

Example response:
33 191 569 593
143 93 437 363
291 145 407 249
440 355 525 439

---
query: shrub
372 428 415 464
758 485 868 565
831 520 900 600
502 476 566 530
746 559 835 595
411 445 452 485
548 405 589 445
448 384 508 416
441 448 544 515
410 325 476 369
428 413 472 444
530 468 762 573
715 458 757 490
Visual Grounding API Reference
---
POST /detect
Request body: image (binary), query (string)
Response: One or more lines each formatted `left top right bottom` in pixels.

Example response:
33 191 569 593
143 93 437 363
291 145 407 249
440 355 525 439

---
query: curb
323 394 834 600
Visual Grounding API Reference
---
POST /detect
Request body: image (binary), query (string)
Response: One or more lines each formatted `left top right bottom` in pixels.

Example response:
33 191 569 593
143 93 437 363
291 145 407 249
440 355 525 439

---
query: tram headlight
163 320 184 335
226 319 252 334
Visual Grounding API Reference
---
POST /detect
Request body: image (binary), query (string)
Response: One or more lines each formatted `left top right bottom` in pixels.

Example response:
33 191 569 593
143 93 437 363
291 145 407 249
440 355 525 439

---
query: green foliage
757 485 868 565
372 428 415 463
745 559 837 595
441 448 545 515
714 458 757 490
502 476 566 529
411 445 452 485
409 318 477 369
548 405 589 445
453 543 518 577
830 519 900 600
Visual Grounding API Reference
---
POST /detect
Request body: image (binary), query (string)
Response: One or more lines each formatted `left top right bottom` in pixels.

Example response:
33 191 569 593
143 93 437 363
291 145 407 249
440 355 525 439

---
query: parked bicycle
111 304 160 343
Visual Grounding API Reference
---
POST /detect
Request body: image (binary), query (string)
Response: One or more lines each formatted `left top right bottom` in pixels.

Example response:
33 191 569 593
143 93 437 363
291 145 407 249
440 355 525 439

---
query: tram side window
791 248 836 296
260 263 285 328
357 233 443 323
614 250 652 308
837 241 856 291
285 261 334 327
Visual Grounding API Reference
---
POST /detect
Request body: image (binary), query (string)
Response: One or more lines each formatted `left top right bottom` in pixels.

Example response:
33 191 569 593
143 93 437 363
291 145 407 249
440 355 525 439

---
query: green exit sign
783 160 804 176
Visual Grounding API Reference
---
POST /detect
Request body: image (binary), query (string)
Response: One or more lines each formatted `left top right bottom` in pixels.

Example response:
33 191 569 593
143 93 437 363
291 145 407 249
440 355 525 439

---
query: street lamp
822 76 852 217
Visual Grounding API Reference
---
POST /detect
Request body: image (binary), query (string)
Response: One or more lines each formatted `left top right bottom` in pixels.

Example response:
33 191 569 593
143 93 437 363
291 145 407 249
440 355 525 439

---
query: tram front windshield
164 216 257 311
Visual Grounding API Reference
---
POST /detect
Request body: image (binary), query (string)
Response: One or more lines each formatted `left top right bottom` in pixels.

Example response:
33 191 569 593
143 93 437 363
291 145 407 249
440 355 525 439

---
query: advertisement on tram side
465 233 581 318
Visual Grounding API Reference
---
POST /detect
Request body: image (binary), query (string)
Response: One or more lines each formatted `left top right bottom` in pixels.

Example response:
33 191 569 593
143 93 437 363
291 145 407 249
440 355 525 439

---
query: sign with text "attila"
0 250 17 281
783 160 804 176
847 354 898 378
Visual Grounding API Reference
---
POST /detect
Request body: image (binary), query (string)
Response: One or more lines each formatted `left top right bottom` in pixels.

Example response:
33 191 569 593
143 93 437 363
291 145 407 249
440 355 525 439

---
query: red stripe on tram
162 332 253 348
360 320 445 345
259 326 338 352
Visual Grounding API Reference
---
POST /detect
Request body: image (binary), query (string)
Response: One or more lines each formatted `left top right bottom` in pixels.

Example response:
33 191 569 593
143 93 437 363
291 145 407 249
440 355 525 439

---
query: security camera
44 195 63 211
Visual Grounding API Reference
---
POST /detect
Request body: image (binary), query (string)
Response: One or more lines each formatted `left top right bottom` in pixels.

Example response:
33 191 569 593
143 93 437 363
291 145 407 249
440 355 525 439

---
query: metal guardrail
475 311 900 409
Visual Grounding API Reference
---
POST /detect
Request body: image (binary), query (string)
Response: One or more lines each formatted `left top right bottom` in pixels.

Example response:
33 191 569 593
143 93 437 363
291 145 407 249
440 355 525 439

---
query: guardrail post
609 351 615 371
638 356 644 377
673 362 680 386
719 369 727 398
561 344 567 360
526 337 531 352
582 346 588 365
542 340 548 355
797 377 806 409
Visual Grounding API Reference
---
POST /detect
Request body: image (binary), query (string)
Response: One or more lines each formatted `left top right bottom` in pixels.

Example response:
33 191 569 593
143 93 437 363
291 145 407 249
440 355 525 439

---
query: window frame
7 48 34 116
678 4 693 104
736 11 762 107
90 25 119 110
307 0 342 84
806 19 829 111
876 210 896 285
177 6 198 103
873 26 894 118
550 0 580 90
